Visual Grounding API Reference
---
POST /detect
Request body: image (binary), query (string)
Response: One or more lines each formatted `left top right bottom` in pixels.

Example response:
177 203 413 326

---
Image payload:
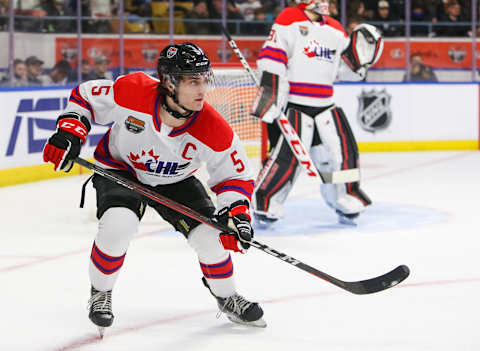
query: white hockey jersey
65 72 254 209
257 7 362 108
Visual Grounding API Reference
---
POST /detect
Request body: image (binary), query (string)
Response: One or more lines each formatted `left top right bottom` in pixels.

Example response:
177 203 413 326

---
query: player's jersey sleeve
63 79 118 125
206 132 255 210
257 22 291 78
257 13 295 111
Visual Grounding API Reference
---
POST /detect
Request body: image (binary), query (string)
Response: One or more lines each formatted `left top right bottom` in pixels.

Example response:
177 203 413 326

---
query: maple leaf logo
127 148 160 171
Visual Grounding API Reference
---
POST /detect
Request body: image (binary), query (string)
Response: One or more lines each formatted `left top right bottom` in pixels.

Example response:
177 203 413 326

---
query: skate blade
227 315 267 328
98 327 105 339
338 215 358 226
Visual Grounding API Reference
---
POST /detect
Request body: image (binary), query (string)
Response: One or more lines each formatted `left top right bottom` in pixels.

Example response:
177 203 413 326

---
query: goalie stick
220 25 323 180
75 157 410 295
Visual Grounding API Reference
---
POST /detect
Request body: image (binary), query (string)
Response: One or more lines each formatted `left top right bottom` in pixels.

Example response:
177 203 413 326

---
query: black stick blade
345 265 410 295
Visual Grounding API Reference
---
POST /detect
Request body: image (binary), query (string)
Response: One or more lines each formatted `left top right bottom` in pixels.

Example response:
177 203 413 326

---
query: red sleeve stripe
258 46 288 66
211 179 255 200
289 82 333 98
90 242 126 275
200 255 233 279
69 86 95 121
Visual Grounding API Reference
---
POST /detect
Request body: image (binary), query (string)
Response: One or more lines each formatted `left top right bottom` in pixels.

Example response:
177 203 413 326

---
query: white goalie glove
341 23 384 78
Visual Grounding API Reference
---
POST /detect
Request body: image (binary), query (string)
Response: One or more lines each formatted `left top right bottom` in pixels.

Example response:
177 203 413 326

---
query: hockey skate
88 286 114 338
202 277 266 328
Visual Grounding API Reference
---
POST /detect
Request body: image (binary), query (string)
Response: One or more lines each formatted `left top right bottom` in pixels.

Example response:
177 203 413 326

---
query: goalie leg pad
253 109 314 219
313 107 371 214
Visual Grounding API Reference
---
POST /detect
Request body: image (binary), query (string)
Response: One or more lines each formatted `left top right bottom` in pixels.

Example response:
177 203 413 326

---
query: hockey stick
220 25 323 180
75 157 409 295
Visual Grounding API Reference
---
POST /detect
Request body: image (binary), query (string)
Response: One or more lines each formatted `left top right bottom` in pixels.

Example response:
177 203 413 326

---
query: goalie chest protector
258 8 350 107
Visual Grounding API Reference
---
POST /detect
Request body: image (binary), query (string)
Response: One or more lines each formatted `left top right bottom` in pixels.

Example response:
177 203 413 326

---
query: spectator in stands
410 1 433 36
435 0 468 37
244 7 269 35
41 59 72 85
236 0 262 21
1 59 29 86
328 0 340 20
207 0 244 34
185 0 211 35
403 53 438 81
372 0 403 37
38 0 72 32
0 0 7 31
346 18 361 36
25 55 44 86
85 56 110 80
347 1 370 21
69 59 93 82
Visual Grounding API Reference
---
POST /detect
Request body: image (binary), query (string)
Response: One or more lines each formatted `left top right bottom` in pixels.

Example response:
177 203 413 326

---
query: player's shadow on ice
253 198 448 236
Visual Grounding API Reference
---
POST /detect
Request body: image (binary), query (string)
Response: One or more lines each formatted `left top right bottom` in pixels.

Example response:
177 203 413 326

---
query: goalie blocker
253 102 371 225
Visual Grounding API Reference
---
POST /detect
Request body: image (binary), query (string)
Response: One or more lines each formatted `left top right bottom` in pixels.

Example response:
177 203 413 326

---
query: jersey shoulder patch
324 16 347 37
275 8 309 26
113 72 159 114
188 102 234 152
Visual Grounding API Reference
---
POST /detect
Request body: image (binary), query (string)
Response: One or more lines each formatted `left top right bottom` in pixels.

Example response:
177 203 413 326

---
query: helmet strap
162 93 194 120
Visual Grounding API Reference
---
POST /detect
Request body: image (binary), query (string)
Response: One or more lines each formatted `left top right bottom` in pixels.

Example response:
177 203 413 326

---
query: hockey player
43 42 266 335
251 0 383 225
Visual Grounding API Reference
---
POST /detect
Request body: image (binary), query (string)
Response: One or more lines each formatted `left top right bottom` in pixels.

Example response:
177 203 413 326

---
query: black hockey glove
217 200 253 253
43 112 91 172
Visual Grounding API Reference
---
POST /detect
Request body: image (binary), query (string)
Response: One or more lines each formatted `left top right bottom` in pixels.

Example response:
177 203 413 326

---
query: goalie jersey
257 7 362 109
64 72 254 209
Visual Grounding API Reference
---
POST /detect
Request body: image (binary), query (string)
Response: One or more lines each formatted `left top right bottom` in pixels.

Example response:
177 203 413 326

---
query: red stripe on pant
200 255 233 279
90 242 126 275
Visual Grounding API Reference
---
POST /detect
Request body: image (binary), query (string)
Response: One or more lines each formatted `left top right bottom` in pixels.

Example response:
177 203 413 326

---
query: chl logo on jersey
303 40 335 61
128 149 190 176
357 89 392 133
125 116 145 134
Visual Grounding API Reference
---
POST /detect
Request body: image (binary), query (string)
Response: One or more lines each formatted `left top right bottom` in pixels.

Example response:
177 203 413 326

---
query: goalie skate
202 277 266 328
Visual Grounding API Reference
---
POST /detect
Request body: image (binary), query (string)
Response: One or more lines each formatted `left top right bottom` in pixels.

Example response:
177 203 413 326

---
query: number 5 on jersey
230 151 245 172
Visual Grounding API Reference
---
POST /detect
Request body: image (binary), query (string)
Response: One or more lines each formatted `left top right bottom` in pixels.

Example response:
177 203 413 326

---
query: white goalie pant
312 106 371 215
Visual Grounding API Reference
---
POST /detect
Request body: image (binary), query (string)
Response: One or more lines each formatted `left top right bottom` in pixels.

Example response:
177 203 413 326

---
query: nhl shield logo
357 89 392 133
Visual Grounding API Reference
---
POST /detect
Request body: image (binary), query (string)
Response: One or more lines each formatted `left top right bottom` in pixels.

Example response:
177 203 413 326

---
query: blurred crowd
0 0 477 37
0 55 113 86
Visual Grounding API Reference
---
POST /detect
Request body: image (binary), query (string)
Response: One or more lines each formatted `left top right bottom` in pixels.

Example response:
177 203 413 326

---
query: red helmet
296 0 329 15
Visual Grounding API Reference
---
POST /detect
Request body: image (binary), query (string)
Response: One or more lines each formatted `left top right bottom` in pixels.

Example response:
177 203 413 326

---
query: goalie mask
157 42 214 119
296 0 329 16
